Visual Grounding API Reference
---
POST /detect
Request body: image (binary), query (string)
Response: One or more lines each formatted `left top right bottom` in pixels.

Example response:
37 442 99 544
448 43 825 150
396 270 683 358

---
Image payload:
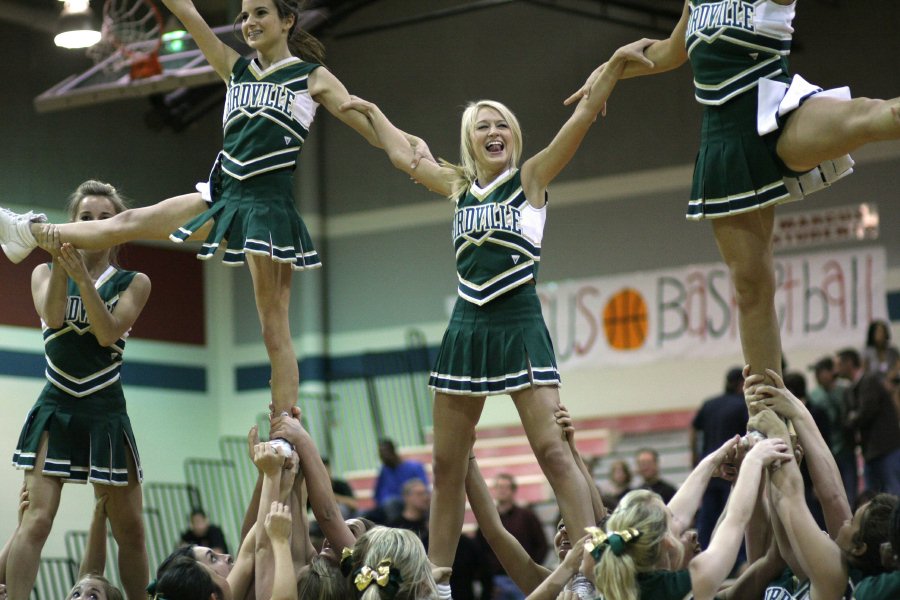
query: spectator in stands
181 508 229 555
862 320 900 382
690 366 747 550
598 459 632 510
783 371 831 530
808 355 857 508
322 457 357 518
373 438 428 523
475 473 548 600
388 478 430 540
838 348 900 494
635 447 677 504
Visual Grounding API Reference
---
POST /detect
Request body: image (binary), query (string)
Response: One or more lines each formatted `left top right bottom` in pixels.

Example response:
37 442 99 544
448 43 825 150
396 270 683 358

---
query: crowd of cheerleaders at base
2 0 900 598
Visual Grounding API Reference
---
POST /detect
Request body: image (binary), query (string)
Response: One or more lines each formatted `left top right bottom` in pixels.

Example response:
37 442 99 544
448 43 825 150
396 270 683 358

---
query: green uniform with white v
429 169 560 396
172 56 323 270
686 0 853 220
13 265 142 486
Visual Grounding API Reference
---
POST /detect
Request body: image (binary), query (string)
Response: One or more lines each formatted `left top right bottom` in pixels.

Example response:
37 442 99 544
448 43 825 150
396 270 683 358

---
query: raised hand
747 369 802 421
564 62 609 107
561 532 587 572
247 424 260 467
408 135 436 169
708 435 742 480
339 95 377 118
279 451 299 497
747 408 792 449
56 243 91 285
253 442 285 477
554 402 575 443
745 436 793 469
264 501 292 542
429 560 452 584
563 38 657 105
17 484 29 522
269 412 305 449
92 494 108 520
35 223 61 256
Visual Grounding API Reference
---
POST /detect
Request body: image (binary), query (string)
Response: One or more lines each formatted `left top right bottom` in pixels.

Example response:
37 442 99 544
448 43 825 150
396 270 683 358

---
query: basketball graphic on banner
603 288 649 350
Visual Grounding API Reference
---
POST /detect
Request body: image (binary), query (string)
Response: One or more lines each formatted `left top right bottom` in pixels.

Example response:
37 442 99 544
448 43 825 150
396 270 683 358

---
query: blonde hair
296 556 353 600
592 490 683 600
441 100 523 199
66 180 129 265
349 527 437 600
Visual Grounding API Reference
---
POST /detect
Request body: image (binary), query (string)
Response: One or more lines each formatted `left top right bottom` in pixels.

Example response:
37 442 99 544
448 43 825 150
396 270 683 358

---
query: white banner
535 246 887 372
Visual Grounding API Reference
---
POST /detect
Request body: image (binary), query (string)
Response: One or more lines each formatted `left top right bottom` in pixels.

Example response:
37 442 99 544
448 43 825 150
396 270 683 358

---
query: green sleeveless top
452 169 545 305
43 265 137 397
686 0 794 105
221 56 321 180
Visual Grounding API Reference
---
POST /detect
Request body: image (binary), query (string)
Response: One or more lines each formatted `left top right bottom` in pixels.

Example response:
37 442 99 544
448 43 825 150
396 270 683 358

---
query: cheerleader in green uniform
337 45 652 582
584 431 791 600
567 0 900 386
0 0 430 428
7 181 151 600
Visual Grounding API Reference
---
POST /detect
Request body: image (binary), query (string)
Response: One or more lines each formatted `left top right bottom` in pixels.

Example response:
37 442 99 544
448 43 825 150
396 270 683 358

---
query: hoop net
87 0 164 80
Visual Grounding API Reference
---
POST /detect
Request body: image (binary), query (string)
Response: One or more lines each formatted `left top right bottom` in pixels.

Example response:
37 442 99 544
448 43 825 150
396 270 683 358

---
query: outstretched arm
252 443 287 600
718 539 786 600
79 495 109 578
555 404 606 523
339 97 457 196
309 69 435 166
524 535 587 600
563 1 689 109
747 369 851 538
619 0 690 79
228 522 256 600
668 436 741 535
689 439 792 600
264 502 297 600
241 426 264 544
160 0 240 80
752 409 849 596
465 455 550 594
269 411 356 553
521 45 652 201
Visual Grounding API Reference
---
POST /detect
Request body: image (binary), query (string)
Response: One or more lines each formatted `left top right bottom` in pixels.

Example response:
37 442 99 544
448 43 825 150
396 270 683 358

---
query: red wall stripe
0 243 205 346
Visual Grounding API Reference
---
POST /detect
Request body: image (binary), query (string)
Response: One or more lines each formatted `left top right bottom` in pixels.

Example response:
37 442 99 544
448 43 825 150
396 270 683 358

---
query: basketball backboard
34 11 325 113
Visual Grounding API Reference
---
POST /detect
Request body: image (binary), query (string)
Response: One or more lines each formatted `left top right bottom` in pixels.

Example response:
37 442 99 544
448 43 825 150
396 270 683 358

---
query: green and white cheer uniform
13 265 142 486
429 169 560 396
172 56 323 270
686 0 853 219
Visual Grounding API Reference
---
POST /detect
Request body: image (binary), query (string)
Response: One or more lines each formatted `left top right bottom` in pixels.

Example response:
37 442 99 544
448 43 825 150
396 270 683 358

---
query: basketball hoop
88 0 164 81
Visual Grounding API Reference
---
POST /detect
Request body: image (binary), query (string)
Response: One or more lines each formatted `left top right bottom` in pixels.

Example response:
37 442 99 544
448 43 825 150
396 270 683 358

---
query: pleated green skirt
13 383 142 486
429 284 561 396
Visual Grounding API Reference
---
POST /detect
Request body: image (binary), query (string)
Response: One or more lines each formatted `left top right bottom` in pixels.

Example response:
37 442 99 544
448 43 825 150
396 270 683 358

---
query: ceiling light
55 0 101 49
